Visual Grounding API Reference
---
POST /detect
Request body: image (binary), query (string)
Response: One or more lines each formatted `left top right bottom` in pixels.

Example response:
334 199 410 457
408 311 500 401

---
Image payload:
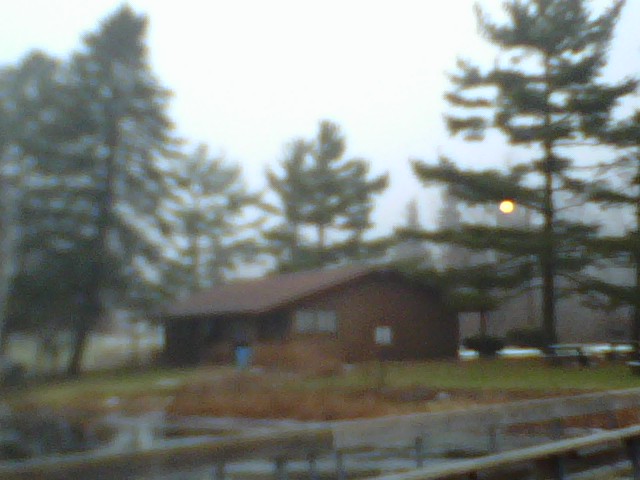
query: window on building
374 326 393 346
294 310 316 333
294 310 338 334
317 310 337 332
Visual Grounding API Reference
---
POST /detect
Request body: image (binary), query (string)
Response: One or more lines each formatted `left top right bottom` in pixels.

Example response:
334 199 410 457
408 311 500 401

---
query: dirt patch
163 371 586 421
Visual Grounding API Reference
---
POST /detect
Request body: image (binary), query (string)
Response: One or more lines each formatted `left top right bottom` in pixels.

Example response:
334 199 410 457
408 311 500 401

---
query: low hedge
463 335 505 357
506 327 548 349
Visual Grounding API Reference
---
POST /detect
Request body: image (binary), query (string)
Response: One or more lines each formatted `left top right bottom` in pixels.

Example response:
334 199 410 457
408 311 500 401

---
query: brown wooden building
160 266 458 367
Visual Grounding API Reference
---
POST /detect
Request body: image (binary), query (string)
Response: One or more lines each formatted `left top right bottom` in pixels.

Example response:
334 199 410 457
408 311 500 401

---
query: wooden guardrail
4 388 640 479
332 387 640 451
0 426 334 480
367 424 640 480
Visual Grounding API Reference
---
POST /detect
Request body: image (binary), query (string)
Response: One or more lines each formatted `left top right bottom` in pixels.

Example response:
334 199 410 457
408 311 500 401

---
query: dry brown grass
167 388 392 421
165 371 389 420
163 371 556 421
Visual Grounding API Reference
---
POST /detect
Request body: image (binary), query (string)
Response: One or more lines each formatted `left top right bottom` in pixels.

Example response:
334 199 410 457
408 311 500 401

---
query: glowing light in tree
499 199 515 214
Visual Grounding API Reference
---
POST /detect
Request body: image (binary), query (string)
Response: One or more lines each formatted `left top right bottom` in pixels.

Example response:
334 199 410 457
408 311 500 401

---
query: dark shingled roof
163 265 393 318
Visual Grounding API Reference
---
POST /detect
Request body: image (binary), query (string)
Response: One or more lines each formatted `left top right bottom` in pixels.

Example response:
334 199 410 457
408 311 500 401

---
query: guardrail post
626 437 640 480
335 450 346 480
275 457 287 480
606 398 620 429
488 423 501 453
308 453 318 480
214 461 225 480
552 456 567 480
550 419 564 440
607 410 619 429
415 435 425 468
535 455 567 480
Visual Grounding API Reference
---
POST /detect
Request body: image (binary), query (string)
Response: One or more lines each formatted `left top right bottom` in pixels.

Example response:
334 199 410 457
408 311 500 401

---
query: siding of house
288 274 457 363
163 271 458 366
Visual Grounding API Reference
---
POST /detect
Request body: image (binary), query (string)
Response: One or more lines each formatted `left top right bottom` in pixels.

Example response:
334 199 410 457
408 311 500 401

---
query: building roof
162 265 413 319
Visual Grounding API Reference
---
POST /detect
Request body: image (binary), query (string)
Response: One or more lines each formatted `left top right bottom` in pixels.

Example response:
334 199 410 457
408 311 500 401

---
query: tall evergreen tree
64 5 178 374
265 139 312 270
438 186 470 269
577 111 640 344
0 152 23 350
387 198 433 268
265 120 388 271
413 0 635 345
161 144 261 291
0 51 82 354
401 185 530 337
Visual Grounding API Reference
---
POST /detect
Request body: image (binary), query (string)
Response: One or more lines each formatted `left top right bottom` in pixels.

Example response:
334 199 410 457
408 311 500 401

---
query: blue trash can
235 345 252 369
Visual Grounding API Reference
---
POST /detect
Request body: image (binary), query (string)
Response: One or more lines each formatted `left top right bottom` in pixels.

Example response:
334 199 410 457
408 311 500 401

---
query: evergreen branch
445 115 488 139
411 157 541 209
555 141 602 148
444 92 492 109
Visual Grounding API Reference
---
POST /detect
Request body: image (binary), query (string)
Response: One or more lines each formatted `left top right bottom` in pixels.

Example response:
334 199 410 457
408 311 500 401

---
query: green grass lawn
4 366 231 411
6 359 640 414
312 358 640 392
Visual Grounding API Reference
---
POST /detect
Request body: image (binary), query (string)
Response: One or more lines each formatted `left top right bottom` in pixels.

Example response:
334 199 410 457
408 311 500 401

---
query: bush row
463 328 548 357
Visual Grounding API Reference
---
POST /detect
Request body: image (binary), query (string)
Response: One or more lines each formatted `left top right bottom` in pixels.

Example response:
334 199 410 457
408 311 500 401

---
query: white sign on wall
374 326 393 346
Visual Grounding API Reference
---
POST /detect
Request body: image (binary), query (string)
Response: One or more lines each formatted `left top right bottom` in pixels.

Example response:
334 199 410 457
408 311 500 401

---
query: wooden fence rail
366 424 640 480
332 387 640 451
3 422 640 480
5 388 640 479
0 427 334 480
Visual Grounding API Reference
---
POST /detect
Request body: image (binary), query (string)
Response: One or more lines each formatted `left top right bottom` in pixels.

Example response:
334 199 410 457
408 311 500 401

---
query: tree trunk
479 309 488 337
634 155 640 358
66 92 119 377
541 53 557 349
36 330 54 375
317 223 326 267
634 281 640 359
290 221 299 268
188 211 202 289
542 170 556 347
67 321 90 377
0 331 9 355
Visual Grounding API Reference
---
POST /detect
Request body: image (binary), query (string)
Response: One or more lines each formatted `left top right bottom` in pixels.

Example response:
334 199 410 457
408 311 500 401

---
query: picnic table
545 344 592 367
628 360 640 375
624 342 640 374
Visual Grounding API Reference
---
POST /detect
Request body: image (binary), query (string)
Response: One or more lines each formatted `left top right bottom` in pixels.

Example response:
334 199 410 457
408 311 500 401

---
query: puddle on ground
1 406 600 478
0 407 262 461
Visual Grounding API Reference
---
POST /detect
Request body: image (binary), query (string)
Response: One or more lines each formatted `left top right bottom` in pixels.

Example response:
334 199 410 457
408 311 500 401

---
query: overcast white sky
2 1 640 235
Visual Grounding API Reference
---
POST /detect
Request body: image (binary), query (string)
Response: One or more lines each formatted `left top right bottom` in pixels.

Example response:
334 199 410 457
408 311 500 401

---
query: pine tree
64 5 178 374
577 110 640 345
388 198 433 268
0 51 81 354
401 184 531 337
265 139 312 270
161 144 261 291
265 120 388 271
438 186 471 269
413 0 635 345
0 152 23 350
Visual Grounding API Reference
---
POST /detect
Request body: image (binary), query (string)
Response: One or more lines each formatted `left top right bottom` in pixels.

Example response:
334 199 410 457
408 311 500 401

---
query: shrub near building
506 328 548 350
463 335 505 358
